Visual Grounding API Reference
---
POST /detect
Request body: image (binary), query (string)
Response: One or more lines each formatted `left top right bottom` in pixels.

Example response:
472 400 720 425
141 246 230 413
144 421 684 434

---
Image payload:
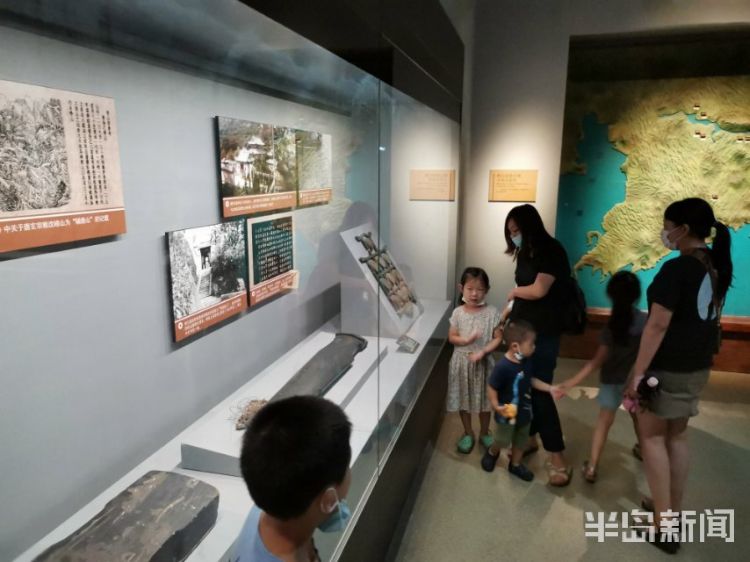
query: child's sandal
582 460 597 483
456 434 475 454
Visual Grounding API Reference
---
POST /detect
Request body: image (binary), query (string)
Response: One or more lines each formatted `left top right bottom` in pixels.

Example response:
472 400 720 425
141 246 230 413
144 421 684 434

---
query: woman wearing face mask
625 197 733 554
503 204 573 486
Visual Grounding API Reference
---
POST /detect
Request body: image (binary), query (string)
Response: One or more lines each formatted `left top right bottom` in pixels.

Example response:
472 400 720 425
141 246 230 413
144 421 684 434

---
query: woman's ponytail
711 221 733 299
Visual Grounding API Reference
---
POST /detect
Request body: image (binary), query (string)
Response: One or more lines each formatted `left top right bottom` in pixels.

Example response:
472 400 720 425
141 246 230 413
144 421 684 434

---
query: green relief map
556 76 750 315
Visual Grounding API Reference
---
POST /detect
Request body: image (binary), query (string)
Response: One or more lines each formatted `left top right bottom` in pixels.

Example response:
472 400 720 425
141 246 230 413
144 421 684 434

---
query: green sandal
457 434 475 454
480 433 495 450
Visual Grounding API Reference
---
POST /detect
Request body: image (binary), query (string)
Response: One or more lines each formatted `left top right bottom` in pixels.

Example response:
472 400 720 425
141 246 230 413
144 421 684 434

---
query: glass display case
0 1 459 560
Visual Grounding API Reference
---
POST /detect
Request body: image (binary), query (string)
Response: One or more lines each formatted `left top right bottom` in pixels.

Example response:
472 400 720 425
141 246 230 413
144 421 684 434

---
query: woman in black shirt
626 197 733 553
504 204 572 486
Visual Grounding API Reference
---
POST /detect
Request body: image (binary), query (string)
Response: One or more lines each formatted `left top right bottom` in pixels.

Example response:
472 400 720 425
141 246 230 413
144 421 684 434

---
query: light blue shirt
231 506 282 562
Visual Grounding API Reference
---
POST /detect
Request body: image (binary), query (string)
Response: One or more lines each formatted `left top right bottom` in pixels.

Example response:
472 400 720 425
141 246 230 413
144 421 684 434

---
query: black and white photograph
0 92 70 213
168 221 248 341
0 79 126 253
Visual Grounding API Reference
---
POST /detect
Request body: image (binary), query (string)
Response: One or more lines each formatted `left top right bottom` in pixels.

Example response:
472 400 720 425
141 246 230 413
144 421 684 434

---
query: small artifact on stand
33 471 219 562
234 398 269 430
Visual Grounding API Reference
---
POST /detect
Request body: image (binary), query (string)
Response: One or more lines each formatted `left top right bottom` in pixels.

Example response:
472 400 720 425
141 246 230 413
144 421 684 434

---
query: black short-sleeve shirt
488 357 533 426
510 238 571 335
648 254 718 372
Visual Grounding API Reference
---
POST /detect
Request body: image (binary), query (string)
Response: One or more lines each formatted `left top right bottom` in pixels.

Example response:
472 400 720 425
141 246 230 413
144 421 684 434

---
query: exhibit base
180 329 387 477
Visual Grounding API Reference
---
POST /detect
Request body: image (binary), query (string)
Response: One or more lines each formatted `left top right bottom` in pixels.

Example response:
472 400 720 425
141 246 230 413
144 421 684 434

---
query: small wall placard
489 169 537 202
409 169 456 201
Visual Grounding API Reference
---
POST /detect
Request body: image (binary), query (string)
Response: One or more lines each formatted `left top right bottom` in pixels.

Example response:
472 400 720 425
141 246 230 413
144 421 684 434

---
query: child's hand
498 403 517 419
550 385 566 401
468 350 485 363
465 330 482 345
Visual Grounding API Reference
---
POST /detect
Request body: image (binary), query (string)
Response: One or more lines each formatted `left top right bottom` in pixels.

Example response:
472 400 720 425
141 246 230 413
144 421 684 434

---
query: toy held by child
481 320 562 481
447 267 504 454
557 271 646 483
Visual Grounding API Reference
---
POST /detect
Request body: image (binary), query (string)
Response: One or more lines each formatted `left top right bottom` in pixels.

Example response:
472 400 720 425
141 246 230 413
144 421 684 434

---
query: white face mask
512 350 524 361
462 296 486 306
661 227 681 251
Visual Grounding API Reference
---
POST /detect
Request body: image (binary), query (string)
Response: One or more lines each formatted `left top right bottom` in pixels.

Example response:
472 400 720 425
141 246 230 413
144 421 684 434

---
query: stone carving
271 333 368 401
33 471 219 562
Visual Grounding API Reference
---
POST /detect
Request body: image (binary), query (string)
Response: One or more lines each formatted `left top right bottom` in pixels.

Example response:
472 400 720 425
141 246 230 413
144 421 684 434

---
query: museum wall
460 0 750 309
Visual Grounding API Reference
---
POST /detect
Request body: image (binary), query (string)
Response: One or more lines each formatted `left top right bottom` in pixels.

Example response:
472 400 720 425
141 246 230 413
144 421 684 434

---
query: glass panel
0 1 459 561
374 83 460 469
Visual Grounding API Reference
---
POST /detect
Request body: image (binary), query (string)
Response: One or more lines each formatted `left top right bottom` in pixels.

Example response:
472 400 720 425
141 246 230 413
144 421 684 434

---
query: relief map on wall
556 75 750 315
0 79 126 253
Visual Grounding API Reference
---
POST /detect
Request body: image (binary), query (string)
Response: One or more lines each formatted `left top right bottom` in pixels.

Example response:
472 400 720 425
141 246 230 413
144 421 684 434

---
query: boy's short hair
504 319 535 346
240 396 352 519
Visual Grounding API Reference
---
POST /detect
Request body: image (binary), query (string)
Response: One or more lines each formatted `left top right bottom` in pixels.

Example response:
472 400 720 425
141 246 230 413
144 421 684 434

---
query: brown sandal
582 460 597 483
547 463 573 487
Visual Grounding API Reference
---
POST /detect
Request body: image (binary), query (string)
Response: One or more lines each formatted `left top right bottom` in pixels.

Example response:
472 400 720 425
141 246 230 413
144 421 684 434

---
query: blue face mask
511 234 522 248
317 489 351 533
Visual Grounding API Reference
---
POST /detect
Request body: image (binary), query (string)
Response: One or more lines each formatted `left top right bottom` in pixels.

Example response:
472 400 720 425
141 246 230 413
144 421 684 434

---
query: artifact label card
247 212 299 306
409 169 456 201
0 79 126 253
167 221 248 342
488 169 538 202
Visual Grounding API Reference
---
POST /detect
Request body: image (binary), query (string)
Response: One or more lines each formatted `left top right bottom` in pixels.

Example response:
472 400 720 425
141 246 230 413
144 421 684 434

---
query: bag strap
689 248 724 324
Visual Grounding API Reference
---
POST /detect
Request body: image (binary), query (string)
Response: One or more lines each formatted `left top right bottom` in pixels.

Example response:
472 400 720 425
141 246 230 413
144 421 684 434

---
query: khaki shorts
646 368 710 419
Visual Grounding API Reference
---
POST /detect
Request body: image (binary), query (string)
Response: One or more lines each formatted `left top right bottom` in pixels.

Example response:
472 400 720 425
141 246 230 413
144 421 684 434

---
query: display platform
15 299 450 562
181 329 387 477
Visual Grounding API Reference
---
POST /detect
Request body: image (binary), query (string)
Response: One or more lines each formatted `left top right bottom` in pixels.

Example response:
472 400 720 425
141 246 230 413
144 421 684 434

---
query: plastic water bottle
637 376 660 407
623 376 659 412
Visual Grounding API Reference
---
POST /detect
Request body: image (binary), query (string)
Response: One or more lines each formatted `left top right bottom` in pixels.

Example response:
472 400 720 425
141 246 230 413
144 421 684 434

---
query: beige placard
489 169 538 202
409 169 456 201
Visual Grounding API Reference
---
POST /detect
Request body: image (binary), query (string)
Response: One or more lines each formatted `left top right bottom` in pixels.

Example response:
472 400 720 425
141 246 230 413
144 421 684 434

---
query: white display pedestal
181 329 387 477
15 300 450 562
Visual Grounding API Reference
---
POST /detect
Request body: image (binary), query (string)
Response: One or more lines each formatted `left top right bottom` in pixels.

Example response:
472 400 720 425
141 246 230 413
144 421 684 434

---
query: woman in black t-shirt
626 198 733 553
503 204 572 486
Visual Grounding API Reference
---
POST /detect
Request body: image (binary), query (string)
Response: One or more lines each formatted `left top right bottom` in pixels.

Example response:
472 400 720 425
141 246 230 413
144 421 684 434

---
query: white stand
180 328 387 477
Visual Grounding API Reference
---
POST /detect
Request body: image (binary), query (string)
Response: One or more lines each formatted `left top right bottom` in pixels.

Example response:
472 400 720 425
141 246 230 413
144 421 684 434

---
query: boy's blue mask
317 489 351 533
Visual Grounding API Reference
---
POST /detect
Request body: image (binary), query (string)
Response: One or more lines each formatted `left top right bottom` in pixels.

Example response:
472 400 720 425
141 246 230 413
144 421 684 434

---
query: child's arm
531 377 566 401
468 324 502 362
487 384 502 413
448 324 480 347
559 344 609 391
487 384 513 417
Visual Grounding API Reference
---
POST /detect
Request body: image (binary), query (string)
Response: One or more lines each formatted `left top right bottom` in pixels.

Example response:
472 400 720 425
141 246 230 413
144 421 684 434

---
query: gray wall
460 0 750 308
0 25 367 559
